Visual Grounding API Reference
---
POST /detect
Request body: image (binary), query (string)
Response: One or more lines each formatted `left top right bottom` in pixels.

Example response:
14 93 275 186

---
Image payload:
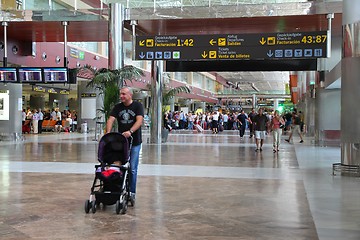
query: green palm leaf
163 86 191 104
79 65 144 120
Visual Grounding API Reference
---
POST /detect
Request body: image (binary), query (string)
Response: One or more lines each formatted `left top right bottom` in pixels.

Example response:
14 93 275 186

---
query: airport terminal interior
1 0 360 239
0 131 359 240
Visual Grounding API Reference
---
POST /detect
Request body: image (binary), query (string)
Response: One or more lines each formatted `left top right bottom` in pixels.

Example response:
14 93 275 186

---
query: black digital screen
18 67 43 83
0 67 18 82
43 67 68 83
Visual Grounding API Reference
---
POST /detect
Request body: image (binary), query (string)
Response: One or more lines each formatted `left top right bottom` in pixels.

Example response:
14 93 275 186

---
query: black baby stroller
84 132 132 214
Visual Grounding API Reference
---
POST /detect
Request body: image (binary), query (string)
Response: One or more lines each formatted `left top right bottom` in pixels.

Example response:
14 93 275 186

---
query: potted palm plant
162 86 191 113
80 65 145 122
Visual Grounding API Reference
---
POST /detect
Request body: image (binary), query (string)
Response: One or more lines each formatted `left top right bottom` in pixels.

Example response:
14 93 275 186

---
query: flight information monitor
18 67 43 83
43 67 68 83
0 67 18 82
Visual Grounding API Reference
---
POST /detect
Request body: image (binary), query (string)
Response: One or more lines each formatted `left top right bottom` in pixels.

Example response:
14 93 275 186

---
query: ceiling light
235 83 243 91
251 83 259 92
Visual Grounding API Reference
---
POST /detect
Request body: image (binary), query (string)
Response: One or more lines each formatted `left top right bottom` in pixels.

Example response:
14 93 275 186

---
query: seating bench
42 120 57 132
42 119 72 132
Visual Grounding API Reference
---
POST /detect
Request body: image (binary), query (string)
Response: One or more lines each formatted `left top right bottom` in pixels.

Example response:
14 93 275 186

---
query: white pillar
341 0 360 167
273 99 279 111
108 3 124 71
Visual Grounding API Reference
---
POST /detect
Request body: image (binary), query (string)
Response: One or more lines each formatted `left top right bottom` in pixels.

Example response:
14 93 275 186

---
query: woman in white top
32 110 39 134
211 111 219 134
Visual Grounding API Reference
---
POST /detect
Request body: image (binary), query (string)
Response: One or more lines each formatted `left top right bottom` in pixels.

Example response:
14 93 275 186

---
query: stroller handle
128 135 133 151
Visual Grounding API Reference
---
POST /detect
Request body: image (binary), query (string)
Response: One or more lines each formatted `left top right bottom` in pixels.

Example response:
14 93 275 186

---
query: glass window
69 42 98 53
174 72 187 83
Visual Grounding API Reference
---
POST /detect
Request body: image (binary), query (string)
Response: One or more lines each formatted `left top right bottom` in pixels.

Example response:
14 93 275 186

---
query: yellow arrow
201 51 208 58
209 39 216 46
259 37 266 45
139 40 145 46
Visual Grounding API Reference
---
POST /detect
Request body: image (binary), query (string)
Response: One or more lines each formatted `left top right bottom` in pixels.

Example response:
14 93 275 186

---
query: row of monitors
0 67 69 84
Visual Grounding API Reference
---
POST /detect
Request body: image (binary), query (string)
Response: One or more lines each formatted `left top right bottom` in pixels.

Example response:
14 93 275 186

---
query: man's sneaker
300 140 304 143
285 139 290 143
129 193 136 207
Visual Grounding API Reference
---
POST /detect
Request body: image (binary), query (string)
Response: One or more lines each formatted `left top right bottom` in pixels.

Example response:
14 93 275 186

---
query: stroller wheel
84 200 90 213
115 200 122 214
120 202 128 215
91 201 96 213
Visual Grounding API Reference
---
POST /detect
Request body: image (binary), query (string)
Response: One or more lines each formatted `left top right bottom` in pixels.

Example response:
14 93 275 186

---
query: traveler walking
253 108 269 152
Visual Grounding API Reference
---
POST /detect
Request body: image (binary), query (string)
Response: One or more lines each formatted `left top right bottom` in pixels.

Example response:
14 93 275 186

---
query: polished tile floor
0 130 359 240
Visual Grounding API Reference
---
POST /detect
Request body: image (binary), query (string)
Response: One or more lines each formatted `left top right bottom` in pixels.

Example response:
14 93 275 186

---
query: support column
252 94 257 109
305 96 316 137
306 71 317 137
2 22 8 67
201 102 206 112
341 0 360 168
150 61 163 144
108 3 124 70
0 84 22 140
273 99 279 111
62 21 68 68
169 97 175 112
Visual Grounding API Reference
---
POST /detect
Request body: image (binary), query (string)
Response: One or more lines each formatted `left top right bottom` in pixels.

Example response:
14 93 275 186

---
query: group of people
22 108 44 134
162 107 304 152
163 110 252 133
22 108 78 133
246 108 304 152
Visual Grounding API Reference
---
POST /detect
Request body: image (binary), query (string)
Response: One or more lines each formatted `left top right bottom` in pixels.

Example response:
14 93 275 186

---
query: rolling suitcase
195 124 204 133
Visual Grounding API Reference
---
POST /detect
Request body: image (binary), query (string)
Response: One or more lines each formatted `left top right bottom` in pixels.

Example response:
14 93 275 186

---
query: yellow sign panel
267 37 276 45
60 90 69 95
218 38 226 46
209 51 217 59
33 86 46 92
146 39 154 47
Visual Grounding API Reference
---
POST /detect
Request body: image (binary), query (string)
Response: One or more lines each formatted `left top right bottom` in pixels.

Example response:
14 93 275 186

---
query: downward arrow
139 52 145 59
259 37 266 45
201 51 208 58
267 50 273 57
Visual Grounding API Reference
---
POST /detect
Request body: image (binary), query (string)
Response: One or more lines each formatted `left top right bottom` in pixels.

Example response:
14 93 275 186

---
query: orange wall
289 75 298 104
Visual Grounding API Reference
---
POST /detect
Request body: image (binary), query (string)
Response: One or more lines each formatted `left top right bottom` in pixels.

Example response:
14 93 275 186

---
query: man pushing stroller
106 87 144 205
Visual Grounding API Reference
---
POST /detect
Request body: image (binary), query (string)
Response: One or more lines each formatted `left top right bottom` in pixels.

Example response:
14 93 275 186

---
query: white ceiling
217 71 289 94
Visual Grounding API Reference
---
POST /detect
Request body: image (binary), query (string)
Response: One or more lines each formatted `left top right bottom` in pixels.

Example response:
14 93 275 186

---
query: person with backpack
236 109 247 140
285 111 304 143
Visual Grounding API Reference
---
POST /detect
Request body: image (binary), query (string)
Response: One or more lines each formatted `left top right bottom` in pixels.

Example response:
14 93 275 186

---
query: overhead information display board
135 31 327 61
